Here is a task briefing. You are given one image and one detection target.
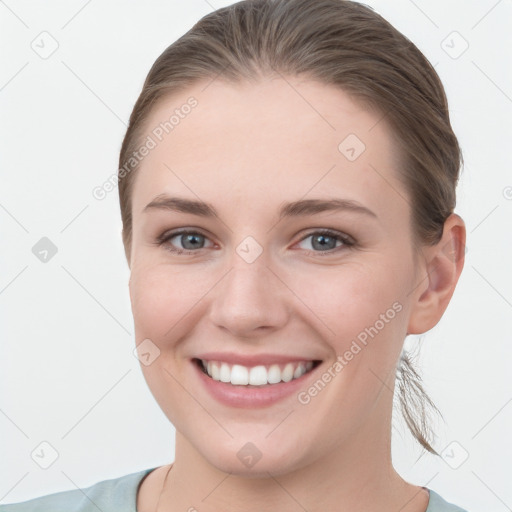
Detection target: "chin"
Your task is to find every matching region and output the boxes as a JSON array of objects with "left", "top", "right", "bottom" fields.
[{"left": 193, "top": 434, "right": 309, "bottom": 478}]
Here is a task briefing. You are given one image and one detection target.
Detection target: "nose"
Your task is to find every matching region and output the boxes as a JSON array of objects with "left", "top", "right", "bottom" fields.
[{"left": 208, "top": 256, "right": 290, "bottom": 340}]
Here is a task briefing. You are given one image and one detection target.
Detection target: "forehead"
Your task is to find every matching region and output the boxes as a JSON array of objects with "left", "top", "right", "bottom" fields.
[{"left": 131, "top": 77, "right": 408, "bottom": 223}]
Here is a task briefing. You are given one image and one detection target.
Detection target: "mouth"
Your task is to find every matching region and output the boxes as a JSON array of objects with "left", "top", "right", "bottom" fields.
[{"left": 193, "top": 358, "right": 322, "bottom": 387}]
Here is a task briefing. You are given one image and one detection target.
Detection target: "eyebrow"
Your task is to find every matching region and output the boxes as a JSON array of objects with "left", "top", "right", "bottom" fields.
[{"left": 143, "top": 194, "right": 377, "bottom": 219}]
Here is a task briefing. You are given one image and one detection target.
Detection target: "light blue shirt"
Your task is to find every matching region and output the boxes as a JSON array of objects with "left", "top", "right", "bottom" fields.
[{"left": 0, "top": 467, "right": 469, "bottom": 511}]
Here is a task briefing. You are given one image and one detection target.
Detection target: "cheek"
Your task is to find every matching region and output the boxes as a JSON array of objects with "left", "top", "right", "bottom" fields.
[
  {"left": 298, "top": 261, "right": 409, "bottom": 339},
  {"left": 130, "top": 264, "right": 204, "bottom": 341},
  {"left": 129, "top": 266, "right": 198, "bottom": 424},
  {"left": 286, "top": 263, "right": 412, "bottom": 448},
  {"left": 295, "top": 259, "right": 412, "bottom": 401}
]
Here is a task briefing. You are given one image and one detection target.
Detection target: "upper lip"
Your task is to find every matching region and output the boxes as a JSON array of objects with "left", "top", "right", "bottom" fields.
[{"left": 195, "top": 352, "right": 321, "bottom": 366}]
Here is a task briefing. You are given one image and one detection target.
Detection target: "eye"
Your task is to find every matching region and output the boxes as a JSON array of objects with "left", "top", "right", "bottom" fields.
[
  {"left": 155, "top": 228, "right": 355, "bottom": 255},
  {"left": 156, "top": 229, "right": 215, "bottom": 254},
  {"left": 296, "top": 229, "right": 354, "bottom": 254}
]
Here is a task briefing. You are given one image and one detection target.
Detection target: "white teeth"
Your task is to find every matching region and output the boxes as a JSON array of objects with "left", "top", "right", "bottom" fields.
[
  {"left": 231, "top": 364, "right": 249, "bottom": 385},
  {"left": 200, "top": 359, "right": 316, "bottom": 386},
  {"left": 211, "top": 362, "right": 220, "bottom": 381},
  {"left": 281, "top": 363, "right": 294, "bottom": 382},
  {"left": 249, "top": 365, "right": 267, "bottom": 386},
  {"left": 294, "top": 362, "right": 306, "bottom": 379},
  {"left": 267, "top": 364, "right": 281, "bottom": 384},
  {"left": 219, "top": 363, "right": 231, "bottom": 383}
]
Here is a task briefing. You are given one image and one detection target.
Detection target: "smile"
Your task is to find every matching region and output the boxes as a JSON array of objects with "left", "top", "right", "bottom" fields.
[{"left": 195, "top": 358, "right": 320, "bottom": 386}]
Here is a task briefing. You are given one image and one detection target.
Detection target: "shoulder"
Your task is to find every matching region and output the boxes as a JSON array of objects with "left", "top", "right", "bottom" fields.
[
  {"left": 426, "top": 488, "right": 469, "bottom": 512},
  {"left": 0, "top": 468, "right": 157, "bottom": 512}
]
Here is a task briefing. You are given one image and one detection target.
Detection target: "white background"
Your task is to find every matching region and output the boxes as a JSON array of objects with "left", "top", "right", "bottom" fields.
[{"left": 1, "top": 1, "right": 511, "bottom": 510}]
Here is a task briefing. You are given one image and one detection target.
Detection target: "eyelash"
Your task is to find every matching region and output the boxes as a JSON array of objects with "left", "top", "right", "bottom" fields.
[{"left": 154, "top": 228, "right": 355, "bottom": 256}]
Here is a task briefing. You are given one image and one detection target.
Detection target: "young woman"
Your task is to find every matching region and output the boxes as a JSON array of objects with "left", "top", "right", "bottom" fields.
[{"left": 1, "top": 0, "right": 469, "bottom": 510}]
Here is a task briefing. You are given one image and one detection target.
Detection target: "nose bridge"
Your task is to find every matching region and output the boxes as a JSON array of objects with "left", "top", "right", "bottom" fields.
[{"left": 208, "top": 244, "right": 289, "bottom": 336}]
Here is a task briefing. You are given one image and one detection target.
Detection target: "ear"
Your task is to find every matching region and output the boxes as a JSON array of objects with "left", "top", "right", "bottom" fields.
[{"left": 407, "top": 213, "right": 466, "bottom": 334}]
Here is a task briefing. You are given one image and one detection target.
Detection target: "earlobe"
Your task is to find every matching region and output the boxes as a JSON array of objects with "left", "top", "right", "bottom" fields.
[{"left": 407, "top": 213, "right": 466, "bottom": 334}]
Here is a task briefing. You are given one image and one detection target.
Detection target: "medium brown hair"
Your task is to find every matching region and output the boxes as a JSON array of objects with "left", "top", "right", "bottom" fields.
[{"left": 118, "top": 0, "right": 462, "bottom": 455}]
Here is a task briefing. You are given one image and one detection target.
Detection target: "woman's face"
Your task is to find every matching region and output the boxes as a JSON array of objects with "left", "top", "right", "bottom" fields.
[{"left": 128, "top": 77, "right": 426, "bottom": 475}]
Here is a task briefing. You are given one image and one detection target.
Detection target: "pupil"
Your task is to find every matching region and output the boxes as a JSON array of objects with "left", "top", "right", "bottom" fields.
[
  {"left": 313, "top": 234, "right": 334, "bottom": 251},
  {"left": 182, "top": 234, "right": 203, "bottom": 250}
]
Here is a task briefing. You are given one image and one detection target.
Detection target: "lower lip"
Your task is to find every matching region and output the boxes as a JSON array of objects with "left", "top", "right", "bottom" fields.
[{"left": 193, "top": 360, "right": 320, "bottom": 408}]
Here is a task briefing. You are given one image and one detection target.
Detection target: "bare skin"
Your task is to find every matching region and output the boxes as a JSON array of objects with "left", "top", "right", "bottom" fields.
[{"left": 128, "top": 76, "right": 465, "bottom": 512}]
